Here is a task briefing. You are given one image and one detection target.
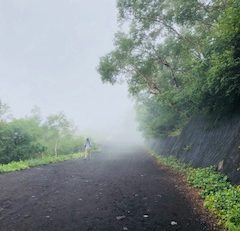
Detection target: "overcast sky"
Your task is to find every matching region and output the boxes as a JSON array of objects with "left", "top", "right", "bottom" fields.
[{"left": 0, "top": 0, "right": 141, "bottom": 140}]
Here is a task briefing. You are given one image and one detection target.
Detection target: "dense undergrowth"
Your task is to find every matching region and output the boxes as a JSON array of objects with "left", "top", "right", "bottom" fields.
[
  {"left": 151, "top": 152, "right": 240, "bottom": 231},
  {"left": 0, "top": 152, "right": 84, "bottom": 173}
]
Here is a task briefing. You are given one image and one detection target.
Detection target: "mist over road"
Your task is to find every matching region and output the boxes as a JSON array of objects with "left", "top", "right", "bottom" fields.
[{"left": 0, "top": 145, "right": 215, "bottom": 231}]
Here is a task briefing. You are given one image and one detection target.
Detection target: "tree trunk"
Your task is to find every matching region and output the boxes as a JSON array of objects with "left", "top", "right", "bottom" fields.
[{"left": 54, "top": 139, "right": 59, "bottom": 157}]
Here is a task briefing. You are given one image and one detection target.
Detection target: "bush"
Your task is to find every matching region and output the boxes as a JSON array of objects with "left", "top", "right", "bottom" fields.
[{"left": 0, "top": 122, "right": 46, "bottom": 164}]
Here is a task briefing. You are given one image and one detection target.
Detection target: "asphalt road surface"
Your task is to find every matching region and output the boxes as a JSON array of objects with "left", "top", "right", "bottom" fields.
[{"left": 0, "top": 145, "right": 218, "bottom": 231}]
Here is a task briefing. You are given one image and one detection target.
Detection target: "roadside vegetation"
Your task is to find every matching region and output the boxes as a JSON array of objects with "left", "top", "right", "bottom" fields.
[
  {"left": 98, "top": 0, "right": 240, "bottom": 139},
  {"left": 151, "top": 152, "right": 240, "bottom": 231},
  {"left": 0, "top": 152, "right": 84, "bottom": 173},
  {"left": 0, "top": 103, "right": 88, "bottom": 170}
]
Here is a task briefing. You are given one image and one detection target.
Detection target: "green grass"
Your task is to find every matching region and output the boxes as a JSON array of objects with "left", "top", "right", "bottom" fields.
[
  {"left": 0, "top": 152, "right": 84, "bottom": 173},
  {"left": 150, "top": 151, "right": 240, "bottom": 231}
]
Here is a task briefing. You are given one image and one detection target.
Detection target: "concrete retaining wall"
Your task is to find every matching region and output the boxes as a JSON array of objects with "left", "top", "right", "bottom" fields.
[{"left": 150, "top": 114, "right": 240, "bottom": 184}]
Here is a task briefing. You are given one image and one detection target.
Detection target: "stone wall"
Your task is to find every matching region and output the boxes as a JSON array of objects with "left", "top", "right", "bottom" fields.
[{"left": 150, "top": 114, "right": 240, "bottom": 184}]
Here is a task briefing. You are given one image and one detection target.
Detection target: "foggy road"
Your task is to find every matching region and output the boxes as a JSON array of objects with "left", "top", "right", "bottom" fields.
[{"left": 0, "top": 146, "right": 217, "bottom": 231}]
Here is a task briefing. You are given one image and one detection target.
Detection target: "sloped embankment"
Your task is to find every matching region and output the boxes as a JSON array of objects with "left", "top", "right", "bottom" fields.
[{"left": 150, "top": 114, "right": 240, "bottom": 184}]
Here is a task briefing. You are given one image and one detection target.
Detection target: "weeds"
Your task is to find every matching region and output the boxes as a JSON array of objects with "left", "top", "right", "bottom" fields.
[
  {"left": 151, "top": 152, "right": 240, "bottom": 231},
  {"left": 0, "top": 153, "right": 84, "bottom": 173}
]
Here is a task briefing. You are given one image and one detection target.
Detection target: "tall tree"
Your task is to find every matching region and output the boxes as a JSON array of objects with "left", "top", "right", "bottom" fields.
[
  {"left": 44, "top": 113, "right": 74, "bottom": 156},
  {"left": 98, "top": 0, "right": 239, "bottom": 138}
]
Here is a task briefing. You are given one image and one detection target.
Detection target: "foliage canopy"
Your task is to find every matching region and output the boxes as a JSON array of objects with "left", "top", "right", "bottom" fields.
[
  {"left": 0, "top": 108, "right": 85, "bottom": 164},
  {"left": 98, "top": 0, "right": 240, "bottom": 138}
]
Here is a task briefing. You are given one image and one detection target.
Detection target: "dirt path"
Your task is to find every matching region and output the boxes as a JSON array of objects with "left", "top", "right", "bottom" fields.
[{"left": 0, "top": 145, "right": 218, "bottom": 231}]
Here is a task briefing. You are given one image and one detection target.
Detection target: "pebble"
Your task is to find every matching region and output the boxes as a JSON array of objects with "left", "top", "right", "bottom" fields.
[
  {"left": 171, "top": 221, "right": 178, "bottom": 226},
  {"left": 116, "top": 215, "right": 126, "bottom": 220}
]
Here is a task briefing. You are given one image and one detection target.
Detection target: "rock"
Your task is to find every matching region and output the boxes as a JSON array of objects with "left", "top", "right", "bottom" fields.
[
  {"left": 116, "top": 215, "right": 126, "bottom": 220},
  {"left": 171, "top": 221, "right": 178, "bottom": 226},
  {"left": 217, "top": 160, "right": 224, "bottom": 171}
]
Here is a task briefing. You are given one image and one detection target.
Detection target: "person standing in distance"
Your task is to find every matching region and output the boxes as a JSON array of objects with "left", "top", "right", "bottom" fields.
[{"left": 84, "top": 138, "right": 92, "bottom": 159}]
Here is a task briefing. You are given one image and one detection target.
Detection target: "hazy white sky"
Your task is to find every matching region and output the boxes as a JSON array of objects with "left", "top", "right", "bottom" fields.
[{"left": 0, "top": 0, "right": 140, "bottom": 139}]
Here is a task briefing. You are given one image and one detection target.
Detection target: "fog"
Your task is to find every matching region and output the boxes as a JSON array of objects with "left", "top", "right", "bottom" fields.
[{"left": 0, "top": 0, "right": 142, "bottom": 143}]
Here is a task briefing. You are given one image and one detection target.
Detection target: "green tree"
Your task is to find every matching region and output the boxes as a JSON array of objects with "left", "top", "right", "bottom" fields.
[
  {"left": 98, "top": 0, "right": 240, "bottom": 138},
  {"left": 0, "top": 105, "right": 86, "bottom": 164},
  {"left": 0, "top": 119, "right": 46, "bottom": 164},
  {"left": 199, "top": 0, "right": 240, "bottom": 112},
  {"left": 44, "top": 113, "right": 75, "bottom": 156},
  {"left": 0, "top": 100, "right": 12, "bottom": 122}
]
